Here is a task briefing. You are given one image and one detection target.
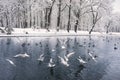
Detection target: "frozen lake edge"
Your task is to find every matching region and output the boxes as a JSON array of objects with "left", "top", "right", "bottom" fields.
[
  {"left": 0, "top": 33, "right": 119, "bottom": 37},
  {"left": 1, "top": 28, "right": 120, "bottom": 37}
]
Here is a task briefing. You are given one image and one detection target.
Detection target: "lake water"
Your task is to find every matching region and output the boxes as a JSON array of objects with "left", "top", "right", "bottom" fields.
[{"left": 0, "top": 36, "right": 120, "bottom": 80}]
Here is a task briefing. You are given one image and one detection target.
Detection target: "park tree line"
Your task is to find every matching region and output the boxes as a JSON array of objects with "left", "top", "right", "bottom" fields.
[{"left": 0, "top": 0, "right": 118, "bottom": 34}]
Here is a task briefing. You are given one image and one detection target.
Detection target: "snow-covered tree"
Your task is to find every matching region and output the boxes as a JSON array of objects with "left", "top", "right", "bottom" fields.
[{"left": 0, "top": 0, "right": 115, "bottom": 33}]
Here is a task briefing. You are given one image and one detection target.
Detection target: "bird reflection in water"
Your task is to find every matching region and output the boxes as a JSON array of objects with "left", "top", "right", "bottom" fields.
[
  {"left": 75, "top": 64, "right": 86, "bottom": 77},
  {"left": 48, "top": 58, "right": 56, "bottom": 76}
]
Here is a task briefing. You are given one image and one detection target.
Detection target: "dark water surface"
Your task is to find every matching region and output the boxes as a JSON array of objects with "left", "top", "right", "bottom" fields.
[{"left": 0, "top": 36, "right": 120, "bottom": 80}]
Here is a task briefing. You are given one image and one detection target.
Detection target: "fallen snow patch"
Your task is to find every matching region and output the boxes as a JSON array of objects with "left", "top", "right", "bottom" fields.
[{"left": 0, "top": 28, "right": 120, "bottom": 37}]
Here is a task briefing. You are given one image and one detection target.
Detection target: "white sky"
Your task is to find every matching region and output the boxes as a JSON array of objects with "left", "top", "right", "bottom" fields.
[{"left": 113, "top": 0, "right": 120, "bottom": 13}]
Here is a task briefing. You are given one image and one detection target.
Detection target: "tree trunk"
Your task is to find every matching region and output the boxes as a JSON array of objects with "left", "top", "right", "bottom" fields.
[
  {"left": 45, "top": 8, "right": 50, "bottom": 31},
  {"left": 74, "top": 20, "right": 78, "bottom": 33},
  {"left": 89, "top": 25, "right": 95, "bottom": 34},
  {"left": 106, "top": 21, "right": 111, "bottom": 34},
  {"left": 57, "top": 0, "right": 61, "bottom": 31},
  {"left": 67, "top": 0, "right": 72, "bottom": 32},
  {"left": 48, "top": 0, "right": 55, "bottom": 28},
  {"left": 0, "top": 19, "right": 4, "bottom": 27}
]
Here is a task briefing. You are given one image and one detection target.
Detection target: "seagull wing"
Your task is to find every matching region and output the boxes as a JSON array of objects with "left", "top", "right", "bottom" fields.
[
  {"left": 40, "top": 54, "right": 44, "bottom": 57},
  {"left": 14, "top": 54, "right": 22, "bottom": 57},
  {"left": 80, "top": 59, "right": 87, "bottom": 64},
  {"left": 6, "top": 59, "right": 16, "bottom": 66},
  {"left": 92, "top": 57, "right": 97, "bottom": 62},
  {"left": 24, "top": 53, "right": 30, "bottom": 57},
  {"left": 77, "top": 58, "right": 87, "bottom": 64},
  {"left": 37, "top": 57, "right": 44, "bottom": 61},
  {"left": 67, "top": 52, "right": 74, "bottom": 58},
  {"left": 88, "top": 53, "right": 97, "bottom": 62},
  {"left": 88, "top": 53, "right": 92, "bottom": 57},
  {"left": 50, "top": 58, "right": 53, "bottom": 63}
]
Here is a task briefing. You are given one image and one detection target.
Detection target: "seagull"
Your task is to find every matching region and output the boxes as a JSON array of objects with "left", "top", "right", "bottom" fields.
[
  {"left": 51, "top": 49, "right": 55, "bottom": 52},
  {"left": 66, "top": 52, "right": 75, "bottom": 58},
  {"left": 77, "top": 56, "right": 87, "bottom": 64},
  {"left": 14, "top": 52, "right": 30, "bottom": 58},
  {"left": 64, "top": 55, "right": 69, "bottom": 62},
  {"left": 6, "top": 59, "right": 16, "bottom": 66},
  {"left": 59, "top": 39, "right": 67, "bottom": 49},
  {"left": 37, "top": 54, "right": 44, "bottom": 62},
  {"left": 61, "top": 45, "right": 66, "bottom": 49},
  {"left": 58, "top": 56, "right": 69, "bottom": 67},
  {"left": 63, "top": 52, "right": 75, "bottom": 62},
  {"left": 88, "top": 52, "right": 97, "bottom": 62},
  {"left": 48, "top": 58, "right": 56, "bottom": 68}
]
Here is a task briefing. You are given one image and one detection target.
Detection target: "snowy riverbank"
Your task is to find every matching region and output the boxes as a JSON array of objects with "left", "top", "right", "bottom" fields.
[{"left": 0, "top": 28, "right": 120, "bottom": 37}]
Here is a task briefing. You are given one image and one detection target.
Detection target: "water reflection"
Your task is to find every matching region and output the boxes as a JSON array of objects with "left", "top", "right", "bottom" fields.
[{"left": 0, "top": 36, "right": 120, "bottom": 80}]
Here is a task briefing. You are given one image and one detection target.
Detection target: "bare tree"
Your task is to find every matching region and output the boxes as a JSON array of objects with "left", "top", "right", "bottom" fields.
[
  {"left": 56, "top": 0, "right": 62, "bottom": 31},
  {"left": 89, "top": 6, "right": 101, "bottom": 34},
  {"left": 67, "top": 0, "right": 72, "bottom": 32},
  {"left": 105, "top": 20, "right": 112, "bottom": 34}
]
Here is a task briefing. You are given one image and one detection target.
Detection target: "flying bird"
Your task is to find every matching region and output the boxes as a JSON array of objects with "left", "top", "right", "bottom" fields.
[
  {"left": 14, "top": 52, "right": 30, "bottom": 58},
  {"left": 59, "top": 39, "right": 67, "bottom": 49},
  {"left": 64, "top": 52, "right": 73, "bottom": 61},
  {"left": 77, "top": 56, "right": 87, "bottom": 64},
  {"left": 63, "top": 52, "right": 75, "bottom": 62},
  {"left": 6, "top": 59, "right": 16, "bottom": 66},
  {"left": 88, "top": 52, "right": 97, "bottom": 62},
  {"left": 51, "top": 49, "right": 55, "bottom": 52},
  {"left": 61, "top": 45, "right": 66, "bottom": 49},
  {"left": 48, "top": 58, "right": 56, "bottom": 68},
  {"left": 58, "top": 56, "right": 69, "bottom": 67},
  {"left": 37, "top": 54, "right": 44, "bottom": 62},
  {"left": 66, "top": 52, "right": 75, "bottom": 58}
]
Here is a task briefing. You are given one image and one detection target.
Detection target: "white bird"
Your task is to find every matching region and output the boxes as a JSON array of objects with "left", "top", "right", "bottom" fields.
[
  {"left": 58, "top": 56, "right": 69, "bottom": 67},
  {"left": 14, "top": 52, "right": 30, "bottom": 58},
  {"left": 48, "top": 58, "right": 56, "bottom": 67},
  {"left": 37, "top": 54, "right": 44, "bottom": 61},
  {"left": 63, "top": 52, "right": 75, "bottom": 62},
  {"left": 77, "top": 56, "right": 87, "bottom": 64},
  {"left": 61, "top": 45, "right": 66, "bottom": 49},
  {"left": 88, "top": 52, "right": 97, "bottom": 62},
  {"left": 64, "top": 55, "right": 69, "bottom": 62},
  {"left": 66, "top": 52, "right": 75, "bottom": 58},
  {"left": 51, "top": 49, "right": 55, "bottom": 52},
  {"left": 6, "top": 59, "right": 16, "bottom": 66},
  {"left": 59, "top": 39, "right": 67, "bottom": 49}
]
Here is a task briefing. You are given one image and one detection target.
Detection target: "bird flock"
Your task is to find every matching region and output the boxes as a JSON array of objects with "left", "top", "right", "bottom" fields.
[
  {"left": 4, "top": 37, "right": 100, "bottom": 79},
  {"left": 3, "top": 37, "right": 101, "bottom": 79},
  {"left": 5, "top": 49, "right": 97, "bottom": 68},
  {"left": 3, "top": 35, "right": 120, "bottom": 80}
]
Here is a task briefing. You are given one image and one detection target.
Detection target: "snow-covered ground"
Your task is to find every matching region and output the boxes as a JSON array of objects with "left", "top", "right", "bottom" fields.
[{"left": 0, "top": 28, "right": 120, "bottom": 37}]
